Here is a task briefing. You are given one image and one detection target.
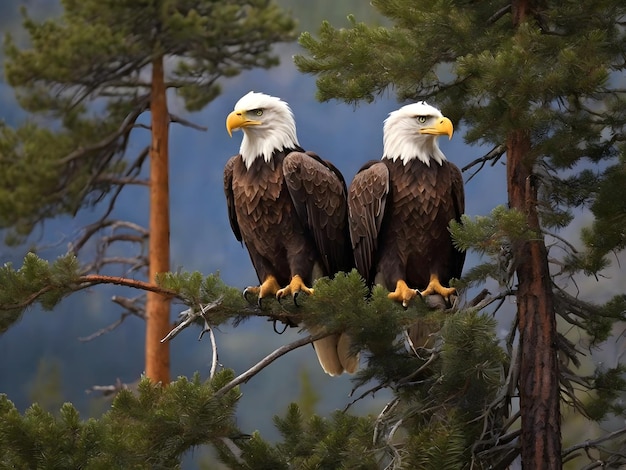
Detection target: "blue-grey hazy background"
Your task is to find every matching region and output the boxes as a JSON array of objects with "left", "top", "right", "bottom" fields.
[{"left": 1, "top": 0, "right": 623, "bottom": 466}]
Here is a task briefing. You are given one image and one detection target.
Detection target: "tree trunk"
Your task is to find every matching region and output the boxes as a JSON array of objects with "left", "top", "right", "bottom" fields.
[
  {"left": 145, "top": 56, "right": 171, "bottom": 385},
  {"left": 507, "top": 128, "right": 561, "bottom": 469}
]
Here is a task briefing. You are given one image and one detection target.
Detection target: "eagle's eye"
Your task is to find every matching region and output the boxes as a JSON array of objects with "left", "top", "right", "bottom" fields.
[
  {"left": 416, "top": 116, "right": 427, "bottom": 123},
  {"left": 250, "top": 109, "right": 264, "bottom": 116}
]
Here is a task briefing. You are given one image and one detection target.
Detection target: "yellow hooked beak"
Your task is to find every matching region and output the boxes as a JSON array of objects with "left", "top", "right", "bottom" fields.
[
  {"left": 419, "top": 116, "right": 454, "bottom": 140},
  {"left": 226, "top": 110, "right": 262, "bottom": 137}
]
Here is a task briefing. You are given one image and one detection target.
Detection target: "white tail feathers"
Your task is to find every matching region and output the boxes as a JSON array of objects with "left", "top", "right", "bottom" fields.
[{"left": 313, "top": 332, "right": 359, "bottom": 376}]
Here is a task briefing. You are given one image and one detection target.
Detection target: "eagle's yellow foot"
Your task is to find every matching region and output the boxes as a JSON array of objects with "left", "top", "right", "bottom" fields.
[
  {"left": 419, "top": 274, "right": 456, "bottom": 300},
  {"left": 388, "top": 280, "right": 419, "bottom": 308},
  {"left": 276, "top": 275, "right": 314, "bottom": 306},
  {"left": 243, "top": 275, "right": 281, "bottom": 307}
]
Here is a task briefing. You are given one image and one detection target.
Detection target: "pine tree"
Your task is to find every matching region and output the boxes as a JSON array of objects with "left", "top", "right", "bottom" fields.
[
  {"left": 0, "top": 0, "right": 296, "bottom": 384},
  {"left": 293, "top": 0, "right": 626, "bottom": 468}
]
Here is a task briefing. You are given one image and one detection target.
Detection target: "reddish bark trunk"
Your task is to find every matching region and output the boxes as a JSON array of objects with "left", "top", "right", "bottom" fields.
[
  {"left": 145, "top": 56, "right": 171, "bottom": 385},
  {"left": 507, "top": 128, "right": 561, "bottom": 469},
  {"left": 508, "top": 4, "right": 561, "bottom": 466}
]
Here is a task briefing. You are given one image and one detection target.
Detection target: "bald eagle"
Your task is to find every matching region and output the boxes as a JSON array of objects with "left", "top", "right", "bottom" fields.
[
  {"left": 348, "top": 102, "right": 465, "bottom": 311},
  {"left": 224, "top": 91, "right": 358, "bottom": 376}
]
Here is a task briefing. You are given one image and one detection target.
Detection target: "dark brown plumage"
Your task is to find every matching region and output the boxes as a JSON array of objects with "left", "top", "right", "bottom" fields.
[{"left": 224, "top": 150, "right": 353, "bottom": 291}]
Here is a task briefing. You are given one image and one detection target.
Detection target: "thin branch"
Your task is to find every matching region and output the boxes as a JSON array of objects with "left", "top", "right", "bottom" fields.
[
  {"left": 170, "top": 113, "right": 208, "bottom": 131},
  {"left": 79, "top": 294, "right": 147, "bottom": 342},
  {"left": 468, "top": 288, "right": 491, "bottom": 307},
  {"left": 68, "top": 147, "right": 149, "bottom": 255},
  {"left": 111, "top": 295, "right": 145, "bottom": 318},
  {"left": 487, "top": 5, "right": 511, "bottom": 25},
  {"left": 79, "top": 274, "right": 175, "bottom": 296},
  {"left": 202, "top": 321, "right": 219, "bottom": 380},
  {"left": 161, "top": 297, "right": 224, "bottom": 343},
  {"left": 95, "top": 176, "right": 149, "bottom": 186},
  {"left": 0, "top": 274, "right": 176, "bottom": 311},
  {"left": 214, "top": 331, "right": 330, "bottom": 398},
  {"left": 562, "top": 427, "right": 626, "bottom": 458},
  {"left": 85, "top": 378, "right": 131, "bottom": 397},
  {"left": 470, "top": 289, "right": 513, "bottom": 313},
  {"left": 462, "top": 144, "right": 506, "bottom": 182},
  {"left": 78, "top": 312, "right": 131, "bottom": 342},
  {"left": 57, "top": 95, "right": 150, "bottom": 165},
  {"left": 346, "top": 381, "right": 391, "bottom": 411}
]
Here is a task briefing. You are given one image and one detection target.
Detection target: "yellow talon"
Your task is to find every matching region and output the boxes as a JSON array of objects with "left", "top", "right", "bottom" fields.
[
  {"left": 388, "top": 279, "right": 419, "bottom": 307},
  {"left": 276, "top": 275, "right": 314, "bottom": 301},
  {"left": 419, "top": 274, "right": 457, "bottom": 300},
  {"left": 244, "top": 275, "right": 281, "bottom": 306}
]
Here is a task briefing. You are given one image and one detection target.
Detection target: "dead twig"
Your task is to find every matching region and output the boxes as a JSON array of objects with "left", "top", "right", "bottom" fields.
[
  {"left": 79, "top": 312, "right": 132, "bottom": 342},
  {"left": 214, "top": 331, "right": 330, "bottom": 398},
  {"left": 462, "top": 144, "right": 506, "bottom": 183},
  {"left": 161, "top": 296, "right": 224, "bottom": 343}
]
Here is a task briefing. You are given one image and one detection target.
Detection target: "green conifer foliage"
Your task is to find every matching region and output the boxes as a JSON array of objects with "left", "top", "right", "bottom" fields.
[{"left": 0, "top": 0, "right": 295, "bottom": 242}]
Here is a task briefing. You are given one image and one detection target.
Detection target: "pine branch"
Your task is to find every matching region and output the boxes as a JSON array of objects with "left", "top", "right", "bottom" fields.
[
  {"left": 0, "top": 272, "right": 176, "bottom": 312},
  {"left": 79, "top": 274, "right": 175, "bottom": 296}
]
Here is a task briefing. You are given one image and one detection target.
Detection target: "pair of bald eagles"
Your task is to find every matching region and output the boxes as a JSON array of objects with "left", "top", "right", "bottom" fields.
[{"left": 224, "top": 91, "right": 465, "bottom": 377}]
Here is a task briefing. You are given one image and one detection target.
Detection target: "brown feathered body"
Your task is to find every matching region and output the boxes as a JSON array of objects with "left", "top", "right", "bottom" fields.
[
  {"left": 225, "top": 149, "right": 353, "bottom": 287},
  {"left": 349, "top": 157, "right": 465, "bottom": 291}
]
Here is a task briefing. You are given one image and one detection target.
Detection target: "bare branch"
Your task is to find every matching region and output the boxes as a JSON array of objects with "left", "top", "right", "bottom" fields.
[
  {"left": 94, "top": 176, "right": 149, "bottom": 186},
  {"left": 169, "top": 113, "right": 208, "bottom": 131},
  {"left": 85, "top": 378, "right": 131, "bottom": 397},
  {"left": 111, "top": 295, "right": 146, "bottom": 318},
  {"left": 57, "top": 95, "right": 150, "bottom": 165},
  {"left": 203, "top": 322, "right": 219, "bottom": 380},
  {"left": 462, "top": 144, "right": 506, "bottom": 183},
  {"left": 68, "top": 147, "right": 149, "bottom": 255},
  {"left": 161, "top": 297, "right": 224, "bottom": 343},
  {"left": 487, "top": 5, "right": 512, "bottom": 25},
  {"left": 79, "top": 312, "right": 132, "bottom": 342},
  {"left": 562, "top": 426, "right": 626, "bottom": 458},
  {"left": 214, "top": 331, "right": 330, "bottom": 398}
]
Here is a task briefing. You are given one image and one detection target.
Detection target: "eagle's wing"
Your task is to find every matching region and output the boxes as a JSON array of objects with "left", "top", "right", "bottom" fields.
[
  {"left": 223, "top": 155, "right": 242, "bottom": 242},
  {"left": 450, "top": 163, "right": 466, "bottom": 279},
  {"left": 348, "top": 161, "right": 390, "bottom": 283},
  {"left": 283, "top": 151, "right": 352, "bottom": 274}
]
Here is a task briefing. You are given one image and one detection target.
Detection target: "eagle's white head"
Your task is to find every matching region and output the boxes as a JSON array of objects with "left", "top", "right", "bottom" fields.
[
  {"left": 382, "top": 101, "right": 454, "bottom": 166},
  {"left": 226, "top": 91, "right": 300, "bottom": 169}
]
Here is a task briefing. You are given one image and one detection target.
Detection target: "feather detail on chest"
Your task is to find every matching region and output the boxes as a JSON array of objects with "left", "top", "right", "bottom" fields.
[{"left": 231, "top": 152, "right": 292, "bottom": 226}]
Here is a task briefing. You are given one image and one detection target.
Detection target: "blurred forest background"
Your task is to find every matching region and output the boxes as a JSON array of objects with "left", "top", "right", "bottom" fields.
[{"left": 0, "top": 0, "right": 624, "bottom": 467}]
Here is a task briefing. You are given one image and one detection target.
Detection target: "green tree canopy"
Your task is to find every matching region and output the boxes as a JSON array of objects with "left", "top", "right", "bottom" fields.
[{"left": 0, "top": 0, "right": 295, "bottom": 243}]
